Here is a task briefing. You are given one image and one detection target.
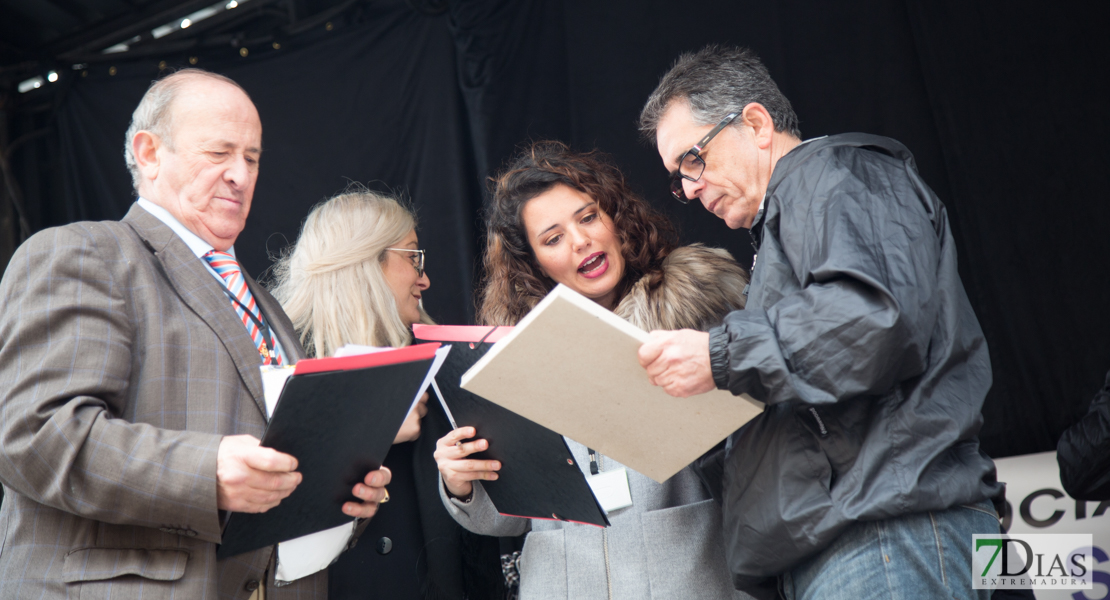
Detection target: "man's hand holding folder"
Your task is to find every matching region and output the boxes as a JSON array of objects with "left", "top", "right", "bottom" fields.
[
  {"left": 215, "top": 435, "right": 392, "bottom": 518},
  {"left": 637, "top": 329, "right": 716, "bottom": 399},
  {"left": 216, "top": 434, "right": 302, "bottom": 513}
]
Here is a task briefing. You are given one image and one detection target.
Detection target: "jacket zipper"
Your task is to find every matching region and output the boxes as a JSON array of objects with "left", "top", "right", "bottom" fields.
[
  {"left": 808, "top": 407, "right": 828, "bottom": 437},
  {"left": 596, "top": 452, "right": 613, "bottom": 600},
  {"left": 603, "top": 527, "right": 613, "bottom": 600}
]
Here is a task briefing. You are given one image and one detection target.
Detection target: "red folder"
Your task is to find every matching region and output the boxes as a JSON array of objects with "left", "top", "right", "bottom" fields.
[
  {"left": 293, "top": 342, "right": 440, "bottom": 375},
  {"left": 412, "top": 324, "right": 513, "bottom": 344},
  {"left": 218, "top": 343, "right": 441, "bottom": 557}
]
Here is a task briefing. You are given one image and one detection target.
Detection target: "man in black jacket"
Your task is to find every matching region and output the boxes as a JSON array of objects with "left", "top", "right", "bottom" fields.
[{"left": 637, "top": 45, "right": 1002, "bottom": 600}]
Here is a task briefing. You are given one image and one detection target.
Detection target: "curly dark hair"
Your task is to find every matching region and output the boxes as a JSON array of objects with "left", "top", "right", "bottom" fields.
[{"left": 477, "top": 141, "right": 679, "bottom": 326}]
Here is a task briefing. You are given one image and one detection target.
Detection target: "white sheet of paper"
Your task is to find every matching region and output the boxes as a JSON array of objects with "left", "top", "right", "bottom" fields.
[
  {"left": 460, "top": 284, "right": 764, "bottom": 483},
  {"left": 418, "top": 345, "right": 453, "bottom": 413},
  {"left": 260, "top": 365, "right": 296, "bottom": 419},
  {"left": 586, "top": 468, "right": 633, "bottom": 513},
  {"left": 333, "top": 344, "right": 388, "bottom": 357},
  {"left": 430, "top": 378, "right": 458, "bottom": 429},
  {"left": 273, "top": 519, "right": 356, "bottom": 584}
]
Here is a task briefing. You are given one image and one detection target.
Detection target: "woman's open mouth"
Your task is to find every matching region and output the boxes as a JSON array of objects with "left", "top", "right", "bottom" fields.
[{"left": 578, "top": 252, "right": 608, "bottom": 279}]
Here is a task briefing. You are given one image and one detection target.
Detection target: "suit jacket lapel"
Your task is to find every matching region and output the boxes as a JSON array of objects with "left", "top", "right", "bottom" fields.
[{"left": 123, "top": 204, "right": 269, "bottom": 419}]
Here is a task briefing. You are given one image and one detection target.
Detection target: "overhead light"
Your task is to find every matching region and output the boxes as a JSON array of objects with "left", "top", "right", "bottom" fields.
[
  {"left": 151, "top": 24, "right": 175, "bottom": 39},
  {"left": 153, "top": 2, "right": 229, "bottom": 39},
  {"left": 108, "top": 0, "right": 253, "bottom": 49},
  {"left": 103, "top": 35, "right": 141, "bottom": 54},
  {"left": 47, "top": 71, "right": 59, "bottom": 83},
  {"left": 18, "top": 76, "right": 45, "bottom": 93}
]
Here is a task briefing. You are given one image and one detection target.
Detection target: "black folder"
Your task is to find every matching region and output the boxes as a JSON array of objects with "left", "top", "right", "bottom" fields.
[
  {"left": 414, "top": 325, "right": 609, "bottom": 527},
  {"left": 217, "top": 344, "right": 439, "bottom": 558}
]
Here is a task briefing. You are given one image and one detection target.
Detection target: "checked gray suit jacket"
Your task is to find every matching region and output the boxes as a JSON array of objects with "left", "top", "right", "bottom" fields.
[{"left": 0, "top": 204, "right": 324, "bottom": 599}]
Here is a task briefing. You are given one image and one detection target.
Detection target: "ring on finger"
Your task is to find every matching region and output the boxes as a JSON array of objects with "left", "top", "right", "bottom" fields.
[{"left": 379, "top": 487, "right": 390, "bottom": 504}]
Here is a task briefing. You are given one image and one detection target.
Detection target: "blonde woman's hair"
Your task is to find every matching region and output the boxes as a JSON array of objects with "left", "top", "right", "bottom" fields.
[{"left": 270, "top": 188, "right": 432, "bottom": 358}]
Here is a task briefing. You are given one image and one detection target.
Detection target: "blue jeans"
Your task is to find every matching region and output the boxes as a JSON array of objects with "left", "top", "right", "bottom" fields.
[{"left": 783, "top": 500, "right": 1000, "bottom": 600}]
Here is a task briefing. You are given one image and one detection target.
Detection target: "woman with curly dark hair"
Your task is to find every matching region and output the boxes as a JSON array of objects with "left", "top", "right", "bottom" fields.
[
  {"left": 434, "top": 141, "right": 756, "bottom": 600},
  {"left": 475, "top": 141, "right": 680, "bottom": 326}
]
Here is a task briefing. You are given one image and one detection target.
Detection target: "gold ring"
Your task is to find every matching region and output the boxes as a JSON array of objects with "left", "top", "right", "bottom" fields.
[{"left": 379, "top": 488, "right": 390, "bottom": 504}]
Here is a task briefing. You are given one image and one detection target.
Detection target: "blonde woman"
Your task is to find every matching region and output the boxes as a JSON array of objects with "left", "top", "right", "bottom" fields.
[{"left": 270, "top": 189, "right": 501, "bottom": 600}]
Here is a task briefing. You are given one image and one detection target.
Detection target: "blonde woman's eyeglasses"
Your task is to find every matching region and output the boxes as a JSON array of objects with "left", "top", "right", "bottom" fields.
[{"left": 386, "top": 248, "right": 425, "bottom": 277}]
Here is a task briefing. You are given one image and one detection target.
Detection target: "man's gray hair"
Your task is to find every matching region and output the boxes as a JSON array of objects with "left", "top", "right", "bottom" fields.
[
  {"left": 123, "top": 68, "right": 248, "bottom": 192},
  {"left": 639, "top": 45, "right": 801, "bottom": 143}
]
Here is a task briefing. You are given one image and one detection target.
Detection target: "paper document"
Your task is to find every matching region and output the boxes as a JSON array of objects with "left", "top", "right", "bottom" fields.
[
  {"left": 260, "top": 365, "right": 296, "bottom": 418},
  {"left": 461, "top": 284, "right": 764, "bottom": 483},
  {"left": 274, "top": 519, "right": 355, "bottom": 584},
  {"left": 429, "top": 379, "right": 457, "bottom": 429}
]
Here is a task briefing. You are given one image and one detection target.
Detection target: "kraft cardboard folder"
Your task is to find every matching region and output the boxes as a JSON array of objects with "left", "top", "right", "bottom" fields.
[
  {"left": 414, "top": 324, "right": 609, "bottom": 527},
  {"left": 460, "top": 285, "right": 764, "bottom": 483},
  {"left": 218, "top": 343, "right": 440, "bottom": 558}
]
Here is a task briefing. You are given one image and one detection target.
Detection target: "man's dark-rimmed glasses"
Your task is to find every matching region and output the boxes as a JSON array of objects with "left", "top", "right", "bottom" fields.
[{"left": 669, "top": 111, "right": 740, "bottom": 204}]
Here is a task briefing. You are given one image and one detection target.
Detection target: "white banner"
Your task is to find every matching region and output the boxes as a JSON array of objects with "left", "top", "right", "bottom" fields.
[{"left": 994, "top": 451, "right": 1110, "bottom": 599}]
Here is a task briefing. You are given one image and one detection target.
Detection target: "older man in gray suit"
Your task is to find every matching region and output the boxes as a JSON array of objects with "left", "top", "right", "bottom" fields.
[{"left": 0, "top": 69, "right": 390, "bottom": 599}]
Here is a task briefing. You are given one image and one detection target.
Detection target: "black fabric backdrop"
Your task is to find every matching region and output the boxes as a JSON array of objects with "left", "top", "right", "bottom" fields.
[{"left": 13, "top": 0, "right": 1110, "bottom": 459}]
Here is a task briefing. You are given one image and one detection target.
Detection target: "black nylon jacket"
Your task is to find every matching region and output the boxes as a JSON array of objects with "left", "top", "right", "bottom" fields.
[
  {"left": 705, "top": 134, "right": 1002, "bottom": 591},
  {"left": 1057, "top": 369, "right": 1110, "bottom": 500}
]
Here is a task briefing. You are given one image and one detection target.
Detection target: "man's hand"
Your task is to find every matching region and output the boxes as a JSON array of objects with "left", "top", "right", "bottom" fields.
[
  {"left": 216, "top": 434, "right": 302, "bottom": 513},
  {"left": 434, "top": 427, "right": 500, "bottom": 498},
  {"left": 342, "top": 467, "right": 392, "bottom": 518},
  {"left": 394, "top": 392, "right": 429, "bottom": 444},
  {"left": 638, "top": 329, "right": 717, "bottom": 398}
]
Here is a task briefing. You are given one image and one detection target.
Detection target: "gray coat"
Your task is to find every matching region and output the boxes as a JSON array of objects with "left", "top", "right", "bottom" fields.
[
  {"left": 705, "top": 134, "right": 1002, "bottom": 590},
  {"left": 441, "top": 245, "right": 755, "bottom": 600},
  {"left": 441, "top": 440, "right": 751, "bottom": 600}
]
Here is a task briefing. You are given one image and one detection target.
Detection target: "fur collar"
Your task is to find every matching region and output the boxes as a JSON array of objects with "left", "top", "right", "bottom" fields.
[{"left": 614, "top": 244, "right": 749, "bottom": 332}]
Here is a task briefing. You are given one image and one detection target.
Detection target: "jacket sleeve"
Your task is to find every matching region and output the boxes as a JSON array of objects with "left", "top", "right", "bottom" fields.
[
  {"left": 0, "top": 226, "right": 223, "bottom": 541},
  {"left": 438, "top": 479, "right": 530, "bottom": 537},
  {"left": 1057, "top": 371, "right": 1110, "bottom": 500},
  {"left": 711, "top": 151, "right": 941, "bottom": 406}
]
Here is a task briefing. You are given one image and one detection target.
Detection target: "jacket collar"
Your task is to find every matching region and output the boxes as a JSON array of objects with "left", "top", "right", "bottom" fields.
[
  {"left": 750, "top": 133, "right": 919, "bottom": 252},
  {"left": 766, "top": 133, "right": 916, "bottom": 198},
  {"left": 123, "top": 203, "right": 272, "bottom": 420}
]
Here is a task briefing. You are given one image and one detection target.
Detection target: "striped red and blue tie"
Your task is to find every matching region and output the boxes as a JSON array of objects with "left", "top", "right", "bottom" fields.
[{"left": 203, "top": 250, "right": 281, "bottom": 366}]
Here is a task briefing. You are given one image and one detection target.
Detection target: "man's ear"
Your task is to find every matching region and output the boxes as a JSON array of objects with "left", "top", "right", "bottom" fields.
[
  {"left": 132, "top": 131, "right": 162, "bottom": 181},
  {"left": 740, "top": 103, "right": 776, "bottom": 150}
]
